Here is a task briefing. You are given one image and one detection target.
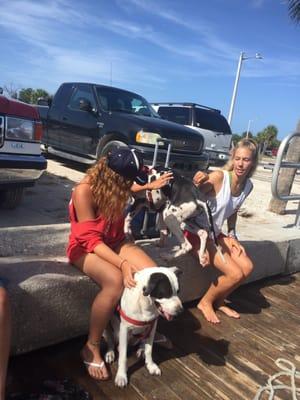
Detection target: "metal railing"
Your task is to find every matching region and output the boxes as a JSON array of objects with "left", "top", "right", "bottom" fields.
[{"left": 271, "top": 131, "right": 300, "bottom": 228}]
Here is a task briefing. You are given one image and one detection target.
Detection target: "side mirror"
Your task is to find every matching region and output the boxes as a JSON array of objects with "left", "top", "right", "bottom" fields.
[
  {"left": 37, "top": 97, "right": 49, "bottom": 106},
  {"left": 79, "top": 98, "right": 93, "bottom": 112}
]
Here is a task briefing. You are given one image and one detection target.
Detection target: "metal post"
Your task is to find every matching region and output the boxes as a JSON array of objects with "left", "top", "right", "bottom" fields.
[
  {"left": 228, "top": 52, "right": 244, "bottom": 126},
  {"left": 271, "top": 131, "right": 300, "bottom": 228},
  {"left": 246, "top": 119, "right": 252, "bottom": 138}
]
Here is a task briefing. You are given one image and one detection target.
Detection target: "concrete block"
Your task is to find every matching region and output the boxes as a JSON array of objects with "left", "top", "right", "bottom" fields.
[
  {"left": 0, "top": 224, "right": 69, "bottom": 257},
  {"left": 1, "top": 256, "right": 98, "bottom": 355},
  {"left": 0, "top": 227, "right": 297, "bottom": 356},
  {"left": 286, "top": 239, "right": 300, "bottom": 274}
]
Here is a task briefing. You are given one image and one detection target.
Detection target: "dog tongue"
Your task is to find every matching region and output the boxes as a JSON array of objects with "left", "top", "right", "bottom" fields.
[{"left": 164, "top": 311, "right": 173, "bottom": 321}]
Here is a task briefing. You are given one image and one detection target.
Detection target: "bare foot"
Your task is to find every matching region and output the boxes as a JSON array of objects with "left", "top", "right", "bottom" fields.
[
  {"left": 218, "top": 305, "right": 240, "bottom": 319},
  {"left": 80, "top": 342, "right": 110, "bottom": 381},
  {"left": 197, "top": 301, "right": 220, "bottom": 324}
]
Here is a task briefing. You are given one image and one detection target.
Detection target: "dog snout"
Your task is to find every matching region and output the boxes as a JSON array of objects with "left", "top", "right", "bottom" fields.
[{"left": 175, "top": 303, "right": 184, "bottom": 315}]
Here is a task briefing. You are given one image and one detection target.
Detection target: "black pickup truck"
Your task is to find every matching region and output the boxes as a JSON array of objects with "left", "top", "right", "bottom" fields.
[{"left": 38, "top": 82, "right": 208, "bottom": 175}]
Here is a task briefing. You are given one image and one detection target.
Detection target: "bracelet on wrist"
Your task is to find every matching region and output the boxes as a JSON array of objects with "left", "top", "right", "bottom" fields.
[
  {"left": 119, "top": 259, "right": 127, "bottom": 270},
  {"left": 228, "top": 229, "right": 237, "bottom": 240}
]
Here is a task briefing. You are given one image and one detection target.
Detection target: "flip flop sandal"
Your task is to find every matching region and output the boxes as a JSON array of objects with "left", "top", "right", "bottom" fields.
[{"left": 83, "top": 360, "right": 110, "bottom": 381}]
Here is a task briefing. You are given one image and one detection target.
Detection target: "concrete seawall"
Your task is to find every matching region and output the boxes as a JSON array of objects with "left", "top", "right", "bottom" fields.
[{"left": 0, "top": 224, "right": 299, "bottom": 355}]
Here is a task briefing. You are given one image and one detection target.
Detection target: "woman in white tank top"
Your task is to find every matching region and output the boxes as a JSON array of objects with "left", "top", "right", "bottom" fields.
[{"left": 190, "top": 138, "right": 259, "bottom": 324}]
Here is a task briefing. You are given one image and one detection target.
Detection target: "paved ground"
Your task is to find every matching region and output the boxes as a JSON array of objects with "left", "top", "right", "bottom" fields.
[{"left": 1, "top": 154, "right": 299, "bottom": 243}]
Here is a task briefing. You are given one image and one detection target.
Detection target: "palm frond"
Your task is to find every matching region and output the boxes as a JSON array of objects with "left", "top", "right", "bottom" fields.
[{"left": 288, "top": 0, "right": 300, "bottom": 23}]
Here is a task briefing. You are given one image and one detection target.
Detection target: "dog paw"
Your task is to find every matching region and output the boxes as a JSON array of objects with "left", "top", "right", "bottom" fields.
[
  {"left": 136, "top": 347, "right": 145, "bottom": 359},
  {"left": 105, "top": 350, "right": 115, "bottom": 364},
  {"left": 115, "top": 373, "right": 128, "bottom": 388},
  {"left": 199, "top": 255, "right": 209, "bottom": 266},
  {"left": 146, "top": 362, "right": 161, "bottom": 376}
]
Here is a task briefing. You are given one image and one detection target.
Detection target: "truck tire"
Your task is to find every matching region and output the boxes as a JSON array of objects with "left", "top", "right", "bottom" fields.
[
  {"left": 98, "top": 140, "right": 128, "bottom": 158},
  {"left": 0, "top": 187, "right": 24, "bottom": 209}
]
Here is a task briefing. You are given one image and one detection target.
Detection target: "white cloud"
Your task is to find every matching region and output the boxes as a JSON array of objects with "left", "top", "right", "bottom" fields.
[{"left": 0, "top": 0, "right": 300, "bottom": 93}]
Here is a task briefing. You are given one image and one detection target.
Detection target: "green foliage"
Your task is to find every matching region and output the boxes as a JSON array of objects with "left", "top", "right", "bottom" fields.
[
  {"left": 232, "top": 133, "right": 242, "bottom": 144},
  {"left": 19, "top": 88, "right": 50, "bottom": 104},
  {"left": 255, "top": 125, "right": 278, "bottom": 153},
  {"left": 241, "top": 131, "right": 253, "bottom": 138},
  {"left": 288, "top": 0, "right": 300, "bottom": 23}
]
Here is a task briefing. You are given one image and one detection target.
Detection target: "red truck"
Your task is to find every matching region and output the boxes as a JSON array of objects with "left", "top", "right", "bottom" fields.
[{"left": 0, "top": 91, "right": 47, "bottom": 209}]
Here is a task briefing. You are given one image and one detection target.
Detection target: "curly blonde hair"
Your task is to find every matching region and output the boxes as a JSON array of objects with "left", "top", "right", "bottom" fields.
[
  {"left": 224, "top": 138, "right": 259, "bottom": 178},
  {"left": 86, "top": 157, "right": 133, "bottom": 221}
]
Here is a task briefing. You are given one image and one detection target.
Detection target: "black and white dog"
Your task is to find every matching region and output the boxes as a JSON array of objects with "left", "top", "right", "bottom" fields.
[
  {"left": 125, "top": 167, "right": 220, "bottom": 265},
  {"left": 104, "top": 267, "right": 183, "bottom": 388}
]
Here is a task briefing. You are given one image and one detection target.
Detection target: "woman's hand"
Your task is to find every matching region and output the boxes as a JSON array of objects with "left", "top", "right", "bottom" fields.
[
  {"left": 228, "top": 237, "right": 246, "bottom": 256},
  {"left": 193, "top": 171, "right": 209, "bottom": 187},
  {"left": 121, "top": 260, "right": 138, "bottom": 288},
  {"left": 147, "top": 172, "right": 173, "bottom": 190}
]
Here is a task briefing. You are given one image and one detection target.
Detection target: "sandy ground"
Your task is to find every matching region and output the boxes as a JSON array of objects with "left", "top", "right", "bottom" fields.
[{"left": 0, "top": 155, "right": 299, "bottom": 241}]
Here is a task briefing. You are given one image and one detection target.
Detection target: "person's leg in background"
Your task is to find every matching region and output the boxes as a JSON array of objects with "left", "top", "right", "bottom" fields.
[{"left": 0, "top": 286, "right": 11, "bottom": 400}]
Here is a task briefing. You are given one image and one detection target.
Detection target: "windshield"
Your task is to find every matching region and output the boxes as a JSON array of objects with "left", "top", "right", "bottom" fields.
[
  {"left": 95, "top": 86, "right": 156, "bottom": 117},
  {"left": 157, "top": 107, "right": 191, "bottom": 125},
  {"left": 195, "top": 108, "right": 231, "bottom": 134}
]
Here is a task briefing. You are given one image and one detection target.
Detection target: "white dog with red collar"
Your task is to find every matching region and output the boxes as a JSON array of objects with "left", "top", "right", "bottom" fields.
[{"left": 104, "top": 266, "right": 183, "bottom": 388}]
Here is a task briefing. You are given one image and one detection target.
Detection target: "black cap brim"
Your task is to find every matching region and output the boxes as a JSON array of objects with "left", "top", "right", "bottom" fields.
[{"left": 135, "top": 171, "right": 148, "bottom": 185}]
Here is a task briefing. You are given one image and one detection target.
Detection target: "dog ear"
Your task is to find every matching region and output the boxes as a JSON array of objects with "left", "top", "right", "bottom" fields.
[
  {"left": 143, "top": 273, "right": 172, "bottom": 298},
  {"left": 143, "top": 273, "right": 161, "bottom": 296},
  {"left": 168, "top": 266, "right": 183, "bottom": 277}
]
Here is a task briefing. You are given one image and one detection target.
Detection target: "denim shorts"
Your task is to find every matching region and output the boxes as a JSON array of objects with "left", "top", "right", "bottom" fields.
[{"left": 0, "top": 278, "right": 6, "bottom": 288}]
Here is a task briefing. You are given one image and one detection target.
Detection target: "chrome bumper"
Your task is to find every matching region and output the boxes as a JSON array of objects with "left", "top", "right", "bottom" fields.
[{"left": 0, "top": 154, "right": 47, "bottom": 187}]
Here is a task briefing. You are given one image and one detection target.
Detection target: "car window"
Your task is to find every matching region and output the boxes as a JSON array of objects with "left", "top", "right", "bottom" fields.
[
  {"left": 157, "top": 107, "right": 191, "bottom": 125},
  {"left": 68, "top": 87, "right": 96, "bottom": 111},
  {"left": 95, "top": 86, "right": 154, "bottom": 116},
  {"left": 195, "top": 108, "right": 231, "bottom": 134}
]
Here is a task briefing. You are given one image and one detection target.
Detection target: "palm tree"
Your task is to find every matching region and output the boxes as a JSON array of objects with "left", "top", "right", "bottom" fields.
[
  {"left": 256, "top": 125, "right": 278, "bottom": 155},
  {"left": 268, "top": 1, "right": 300, "bottom": 214},
  {"left": 288, "top": 0, "right": 300, "bottom": 23}
]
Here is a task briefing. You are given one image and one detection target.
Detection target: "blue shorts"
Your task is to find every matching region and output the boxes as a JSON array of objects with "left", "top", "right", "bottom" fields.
[{"left": 0, "top": 278, "right": 7, "bottom": 288}]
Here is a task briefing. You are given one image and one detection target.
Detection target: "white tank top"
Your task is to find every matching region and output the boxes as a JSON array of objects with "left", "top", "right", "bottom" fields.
[{"left": 207, "top": 171, "right": 253, "bottom": 236}]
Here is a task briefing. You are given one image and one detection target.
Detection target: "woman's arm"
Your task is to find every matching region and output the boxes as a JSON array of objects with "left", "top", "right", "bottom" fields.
[
  {"left": 226, "top": 211, "right": 247, "bottom": 255},
  {"left": 73, "top": 184, "right": 124, "bottom": 265},
  {"left": 227, "top": 211, "right": 238, "bottom": 239},
  {"left": 193, "top": 170, "right": 224, "bottom": 196},
  {"left": 73, "top": 183, "right": 137, "bottom": 287},
  {"left": 131, "top": 171, "right": 173, "bottom": 193}
]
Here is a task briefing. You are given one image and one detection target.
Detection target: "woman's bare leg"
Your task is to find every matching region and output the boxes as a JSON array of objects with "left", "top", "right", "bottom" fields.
[
  {"left": 73, "top": 254, "right": 123, "bottom": 380},
  {"left": 0, "top": 288, "right": 11, "bottom": 400},
  {"left": 197, "top": 240, "right": 244, "bottom": 324},
  {"left": 215, "top": 236, "right": 253, "bottom": 318}
]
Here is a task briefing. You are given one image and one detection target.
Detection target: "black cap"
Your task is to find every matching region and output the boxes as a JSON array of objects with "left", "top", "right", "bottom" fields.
[{"left": 107, "top": 147, "right": 148, "bottom": 185}]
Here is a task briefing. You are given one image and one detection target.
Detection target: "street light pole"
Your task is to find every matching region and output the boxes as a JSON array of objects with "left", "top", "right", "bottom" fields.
[
  {"left": 246, "top": 119, "right": 253, "bottom": 138},
  {"left": 228, "top": 51, "right": 244, "bottom": 127},
  {"left": 227, "top": 52, "right": 262, "bottom": 127}
]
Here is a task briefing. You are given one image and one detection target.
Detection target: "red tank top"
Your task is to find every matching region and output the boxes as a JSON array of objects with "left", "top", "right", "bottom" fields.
[{"left": 66, "top": 196, "right": 125, "bottom": 263}]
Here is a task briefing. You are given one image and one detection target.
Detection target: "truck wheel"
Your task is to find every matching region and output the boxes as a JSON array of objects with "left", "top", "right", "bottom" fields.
[
  {"left": 98, "top": 140, "right": 128, "bottom": 158},
  {"left": 0, "top": 187, "right": 24, "bottom": 209}
]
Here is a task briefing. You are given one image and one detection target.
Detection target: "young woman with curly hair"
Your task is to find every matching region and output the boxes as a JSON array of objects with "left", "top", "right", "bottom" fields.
[
  {"left": 67, "top": 147, "right": 171, "bottom": 381},
  {"left": 189, "top": 138, "right": 259, "bottom": 324}
]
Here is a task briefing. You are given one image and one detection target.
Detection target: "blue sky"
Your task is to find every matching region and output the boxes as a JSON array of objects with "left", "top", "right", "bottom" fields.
[{"left": 0, "top": 0, "right": 299, "bottom": 139}]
